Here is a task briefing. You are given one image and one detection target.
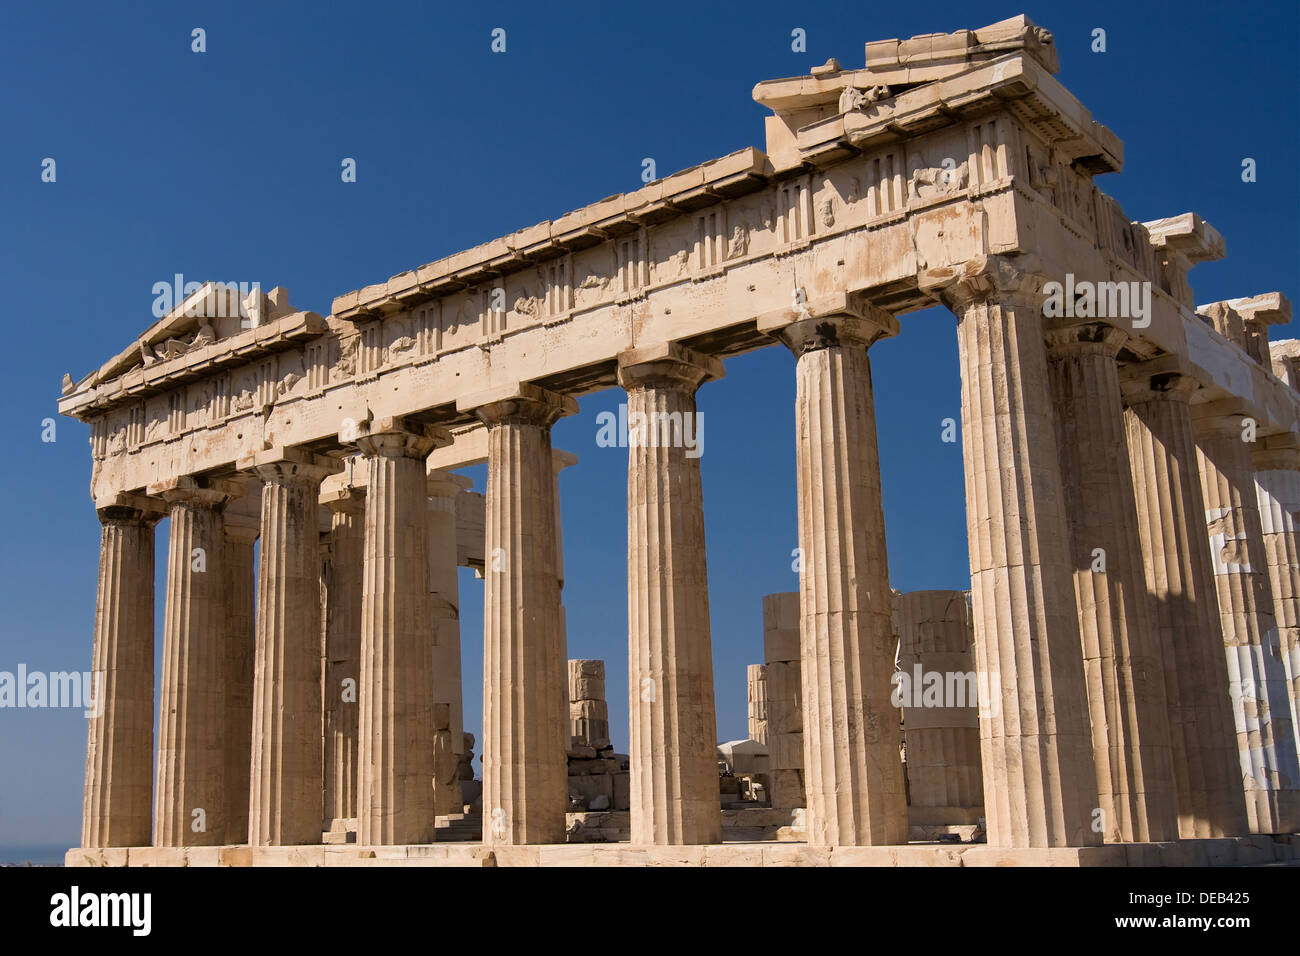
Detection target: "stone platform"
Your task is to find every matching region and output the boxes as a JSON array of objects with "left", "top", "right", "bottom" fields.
[{"left": 66, "top": 835, "right": 1300, "bottom": 867}]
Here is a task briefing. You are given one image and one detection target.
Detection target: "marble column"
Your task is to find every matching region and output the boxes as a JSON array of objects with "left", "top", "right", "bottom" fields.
[
  {"left": 352, "top": 418, "right": 448, "bottom": 845},
  {"left": 243, "top": 449, "right": 337, "bottom": 846},
  {"left": 747, "top": 665, "right": 769, "bottom": 747},
  {"left": 460, "top": 384, "right": 575, "bottom": 846},
  {"left": 761, "top": 295, "right": 908, "bottom": 846},
  {"left": 618, "top": 342, "right": 724, "bottom": 845},
  {"left": 552, "top": 451, "right": 577, "bottom": 698},
  {"left": 321, "top": 483, "right": 365, "bottom": 833},
  {"left": 150, "top": 477, "right": 238, "bottom": 847},
  {"left": 1195, "top": 414, "right": 1300, "bottom": 834},
  {"left": 1045, "top": 324, "right": 1178, "bottom": 843},
  {"left": 1254, "top": 440, "right": 1300, "bottom": 765},
  {"left": 81, "top": 495, "right": 162, "bottom": 849},
  {"left": 569, "top": 659, "right": 610, "bottom": 745},
  {"left": 222, "top": 499, "right": 259, "bottom": 846},
  {"left": 427, "top": 469, "right": 469, "bottom": 818},
  {"left": 920, "top": 256, "right": 1101, "bottom": 848},
  {"left": 1120, "top": 364, "right": 1249, "bottom": 837},
  {"left": 762, "top": 592, "right": 804, "bottom": 811},
  {"left": 552, "top": 451, "right": 578, "bottom": 592}
]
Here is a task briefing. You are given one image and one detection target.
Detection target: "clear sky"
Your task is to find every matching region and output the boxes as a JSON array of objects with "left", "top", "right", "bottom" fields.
[{"left": 0, "top": 0, "right": 1295, "bottom": 857}]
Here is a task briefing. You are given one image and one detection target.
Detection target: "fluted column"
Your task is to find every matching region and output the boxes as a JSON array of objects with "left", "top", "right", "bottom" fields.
[
  {"left": 1195, "top": 414, "right": 1300, "bottom": 834},
  {"left": 762, "top": 592, "right": 804, "bottom": 810},
  {"left": 1120, "top": 364, "right": 1249, "bottom": 837},
  {"left": 552, "top": 451, "right": 577, "bottom": 706},
  {"left": 222, "top": 499, "right": 259, "bottom": 845},
  {"left": 81, "top": 495, "right": 162, "bottom": 848},
  {"left": 552, "top": 450, "right": 578, "bottom": 591},
  {"left": 747, "top": 665, "right": 769, "bottom": 746},
  {"left": 242, "top": 449, "right": 337, "bottom": 846},
  {"left": 321, "top": 484, "right": 365, "bottom": 833},
  {"left": 920, "top": 255, "right": 1100, "bottom": 848},
  {"left": 761, "top": 295, "right": 908, "bottom": 846},
  {"left": 150, "top": 476, "right": 238, "bottom": 846},
  {"left": 427, "top": 469, "right": 469, "bottom": 818},
  {"left": 618, "top": 342, "right": 724, "bottom": 845},
  {"left": 350, "top": 418, "right": 449, "bottom": 846},
  {"left": 1045, "top": 324, "right": 1178, "bottom": 843},
  {"left": 1254, "top": 441, "right": 1300, "bottom": 765},
  {"left": 461, "top": 383, "right": 576, "bottom": 846}
]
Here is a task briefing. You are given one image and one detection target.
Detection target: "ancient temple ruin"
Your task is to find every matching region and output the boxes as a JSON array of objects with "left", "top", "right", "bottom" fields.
[{"left": 62, "top": 14, "right": 1300, "bottom": 865}]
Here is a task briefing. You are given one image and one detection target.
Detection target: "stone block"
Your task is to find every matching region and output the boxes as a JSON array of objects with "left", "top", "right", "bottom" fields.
[
  {"left": 766, "top": 696, "right": 802, "bottom": 735},
  {"left": 568, "top": 773, "right": 614, "bottom": 807},
  {"left": 568, "top": 659, "right": 604, "bottom": 682},
  {"left": 763, "top": 625, "right": 801, "bottom": 665},
  {"left": 769, "top": 769, "right": 806, "bottom": 809},
  {"left": 769, "top": 732, "right": 804, "bottom": 770},
  {"left": 570, "top": 699, "right": 608, "bottom": 720},
  {"left": 571, "top": 677, "right": 605, "bottom": 701}
]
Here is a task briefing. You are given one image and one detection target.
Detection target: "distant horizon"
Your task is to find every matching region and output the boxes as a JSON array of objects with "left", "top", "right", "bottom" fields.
[{"left": 0, "top": 845, "right": 70, "bottom": 867}]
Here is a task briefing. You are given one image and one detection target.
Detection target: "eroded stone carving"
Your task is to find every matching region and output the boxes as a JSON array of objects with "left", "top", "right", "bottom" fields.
[
  {"left": 193, "top": 318, "right": 217, "bottom": 349},
  {"left": 1027, "top": 155, "right": 1059, "bottom": 202},
  {"left": 514, "top": 295, "right": 540, "bottom": 318},
  {"left": 838, "top": 84, "right": 890, "bottom": 114},
  {"left": 334, "top": 336, "right": 359, "bottom": 379},
  {"left": 726, "top": 225, "right": 749, "bottom": 259},
  {"left": 232, "top": 369, "right": 259, "bottom": 412},
  {"left": 908, "top": 160, "right": 969, "bottom": 202}
]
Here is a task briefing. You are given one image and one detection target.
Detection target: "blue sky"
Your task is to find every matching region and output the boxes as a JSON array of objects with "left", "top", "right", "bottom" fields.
[{"left": 0, "top": 1, "right": 1295, "bottom": 855}]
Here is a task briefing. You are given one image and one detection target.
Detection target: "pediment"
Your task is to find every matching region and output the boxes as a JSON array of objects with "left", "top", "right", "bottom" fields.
[{"left": 66, "top": 282, "right": 297, "bottom": 395}]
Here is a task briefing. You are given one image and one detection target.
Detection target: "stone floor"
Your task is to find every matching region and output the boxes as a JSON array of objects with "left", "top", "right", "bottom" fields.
[{"left": 66, "top": 835, "right": 1300, "bottom": 867}]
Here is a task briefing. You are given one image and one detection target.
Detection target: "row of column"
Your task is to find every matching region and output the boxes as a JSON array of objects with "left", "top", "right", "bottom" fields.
[
  {"left": 83, "top": 255, "right": 1300, "bottom": 849},
  {"left": 922, "top": 254, "right": 1300, "bottom": 846},
  {"left": 81, "top": 423, "right": 466, "bottom": 848}
]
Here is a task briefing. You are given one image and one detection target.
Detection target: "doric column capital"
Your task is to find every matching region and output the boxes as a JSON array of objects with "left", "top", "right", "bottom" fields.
[
  {"left": 223, "top": 512, "right": 261, "bottom": 544},
  {"left": 426, "top": 468, "right": 472, "bottom": 500},
  {"left": 93, "top": 492, "right": 165, "bottom": 526},
  {"left": 238, "top": 446, "right": 342, "bottom": 486},
  {"left": 343, "top": 415, "right": 451, "bottom": 460},
  {"left": 459, "top": 382, "right": 578, "bottom": 429},
  {"left": 758, "top": 290, "right": 898, "bottom": 355},
  {"left": 320, "top": 484, "right": 367, "bottom": 516},
  {"left": 1118, "top": 355, "right": 1200, "bottom": 406},
  {"left": 552, "top": 448, "right": 578, "bottom": 477},
  {"left": 1044, "top": 321, "right": 1128, "bottom": 359},
  {"left": 616, "top": 341, "right": 724, "bottom": 393},
  {"left": 146, "top": 475, "right": 242, "bottom": 509},
  {"left": 919, "top": 253, "right": 1047, "bottom": 313}
]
